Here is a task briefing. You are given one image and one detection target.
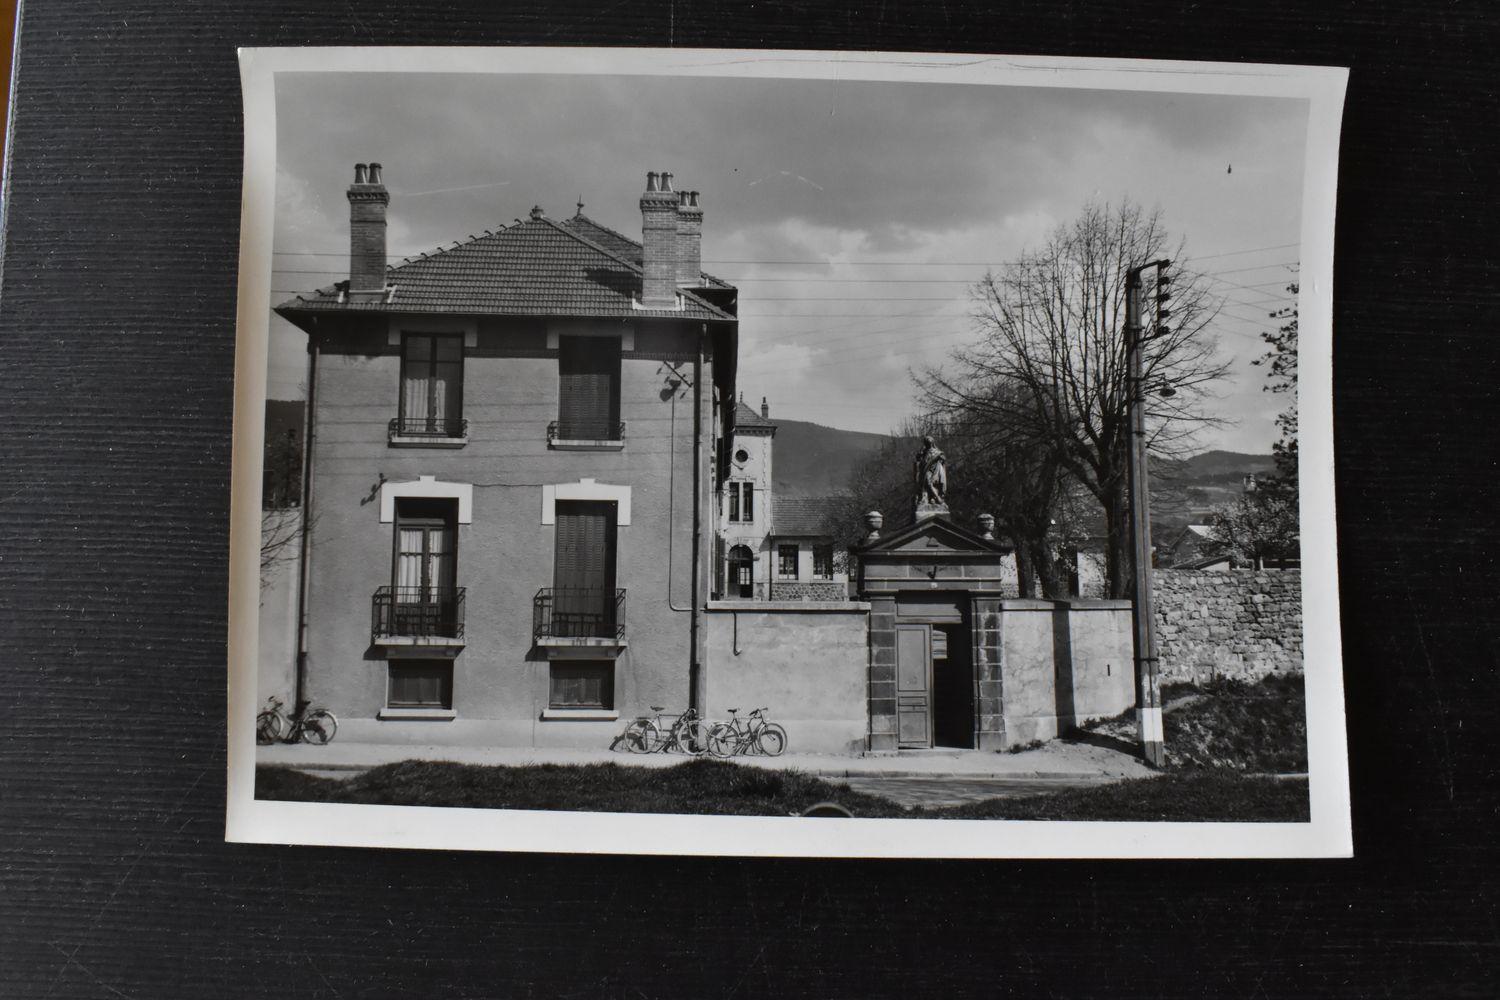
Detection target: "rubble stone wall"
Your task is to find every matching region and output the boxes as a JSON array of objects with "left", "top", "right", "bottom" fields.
[{"left": 1154, "top": 570, "right": 1303, "bottom": 681}]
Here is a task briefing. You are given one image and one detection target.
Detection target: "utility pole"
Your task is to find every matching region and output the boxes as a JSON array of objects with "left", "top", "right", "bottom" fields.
[{"left": 1126, "top": 259, "right": 1171, "bottom": 768}]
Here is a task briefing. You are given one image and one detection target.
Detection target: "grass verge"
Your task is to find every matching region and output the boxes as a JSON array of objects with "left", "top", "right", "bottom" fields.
[{"left": 257, "top": 758, "right": 1309, "bottom": 822}]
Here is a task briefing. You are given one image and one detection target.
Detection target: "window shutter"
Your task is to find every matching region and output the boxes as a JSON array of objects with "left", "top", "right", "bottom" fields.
[{"left": 558, "top": 336, "right": 621, "bottom": 439}]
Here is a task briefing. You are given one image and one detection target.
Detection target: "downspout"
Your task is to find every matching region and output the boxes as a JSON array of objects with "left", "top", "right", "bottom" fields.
[
  {"left": 292, "top": 333, "right": 319, "bottom": 712},
  {"left": 688, "top": 329, "right": 706, "bottom": 714}
]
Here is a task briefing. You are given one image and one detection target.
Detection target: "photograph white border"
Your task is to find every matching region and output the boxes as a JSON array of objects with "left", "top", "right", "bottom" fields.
[{"left": 227, "top": 46, "right": 1350, "bottom": 858}]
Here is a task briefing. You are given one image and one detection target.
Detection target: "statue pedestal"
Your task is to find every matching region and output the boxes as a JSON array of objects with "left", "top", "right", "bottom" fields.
[{"left": 914, "top": 501, "right": 950, "bottom": 522}]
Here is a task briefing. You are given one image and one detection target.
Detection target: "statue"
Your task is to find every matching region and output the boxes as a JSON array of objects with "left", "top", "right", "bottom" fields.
[{"left": 913, "top": 436, "right": 948, "bottom": 516}]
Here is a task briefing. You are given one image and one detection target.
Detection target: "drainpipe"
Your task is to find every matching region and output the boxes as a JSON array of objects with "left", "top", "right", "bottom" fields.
[
  {"left": 688, "top": 328, "right": 706, "bottom": 714},
  {"left": 292, "top": 333, "right": 320, "bottom": 713}
]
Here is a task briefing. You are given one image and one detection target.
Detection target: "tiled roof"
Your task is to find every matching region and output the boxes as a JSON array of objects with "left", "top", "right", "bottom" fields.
[
  {"left": 275, "top": 214, "right": 735, "bottom": 322},
  {"left": 772, "top": 496, "right": 844, "bottom": 537},
  {"left": 561, "top": 214, "right": 732, "bottom": 289},
  {"left": 734, "top": 399, "right": 775, "bottom": 429}
]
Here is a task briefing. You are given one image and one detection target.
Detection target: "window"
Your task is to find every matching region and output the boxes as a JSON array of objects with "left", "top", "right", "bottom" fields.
[
  {"left": 388, "top": 660, "right": 453, "bottom": 709},
  {"left": 391, "top": 498, "right": 459, "bottom": 635},
  {"left": 813, "top": 544, "right": 834, "bottom": 580},
  {"left": 778, "top": 543, "right": 800, "bottom": 579},
  {"left": 547, "top": 500, "right": 620, "bottom": 639},
  {"left": 727, "top": 481, "right": 754, "bottom": 523},
  {"left": 397, "top": 334, "right": 464, "bottom": 437},
  {"left": 556, "top": 335, "right": 621, "bottom": 440},
  {"left": 734, "top": 448, "right": 749, "bottom": 464},
  {"left": 549, "top": 661, "right": 614, "bottom": 709}
]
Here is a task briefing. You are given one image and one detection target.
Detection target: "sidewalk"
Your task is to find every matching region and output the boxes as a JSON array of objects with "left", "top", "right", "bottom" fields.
[{"left": 256, "top": 737, "right": 1152, "bottom": 781}]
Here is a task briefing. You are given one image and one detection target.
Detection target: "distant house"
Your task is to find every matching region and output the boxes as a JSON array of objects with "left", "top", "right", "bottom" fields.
[
  {"left": 714, "top": 396, "right": 847, "bottom": 601},
  {"left": 1159, "top": 523, "right": 1230, "bottom": 570}
]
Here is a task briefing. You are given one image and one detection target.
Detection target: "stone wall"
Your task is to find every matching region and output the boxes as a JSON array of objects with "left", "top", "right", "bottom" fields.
[
  {"left": 1154, "top": 569, "right": 1302, "bottom": 681},
  {"left": 769, "top": 580, "right": 848, "bottom": 602}
]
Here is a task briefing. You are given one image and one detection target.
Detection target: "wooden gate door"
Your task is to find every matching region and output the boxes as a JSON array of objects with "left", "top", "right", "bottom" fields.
[
  {"left": 553, "top": 500, "right": 618, "bottom": 638},
  {"left": 895, "top": 623, "right": 933, "bottom": 748}
]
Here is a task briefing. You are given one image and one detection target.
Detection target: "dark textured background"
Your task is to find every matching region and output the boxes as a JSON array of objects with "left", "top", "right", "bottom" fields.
[{"left": 1, "top": 3, "right": 1496, "bottom": 997}]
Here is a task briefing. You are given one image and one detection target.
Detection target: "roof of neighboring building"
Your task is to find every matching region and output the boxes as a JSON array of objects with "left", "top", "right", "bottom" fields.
[
  {"left": 733, "top": 399, "right": 775, "bottom": 430},
  {"left": 274, "top": 212, "right": 735, "bottom": 322},
  {"left": 772, "top": 496, "right": 844, "bottom": 537}
]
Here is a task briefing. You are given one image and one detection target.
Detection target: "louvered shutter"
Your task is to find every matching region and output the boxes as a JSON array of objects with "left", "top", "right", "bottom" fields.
[{"left": 558, "top": 336, "right": 621, "bottom": 439}]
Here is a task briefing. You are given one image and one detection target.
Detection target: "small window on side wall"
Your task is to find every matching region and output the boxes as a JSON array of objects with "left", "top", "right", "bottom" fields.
[
  {"left": 388, "top": 660, "right": 454, "bottom": 709},
  {"left": 813, "top": 544, "right": 834, "bottom": 580},
  {"left": 778, "top": 543, "right": 799, "bottom": 579},
  {"left": 550, "top": 660, "right": 614, "bottom": 710}
]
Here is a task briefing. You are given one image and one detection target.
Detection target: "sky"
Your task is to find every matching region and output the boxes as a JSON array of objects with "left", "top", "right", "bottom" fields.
[{"left": 268, "top": 71, "right": 1308, "bottom": 453}]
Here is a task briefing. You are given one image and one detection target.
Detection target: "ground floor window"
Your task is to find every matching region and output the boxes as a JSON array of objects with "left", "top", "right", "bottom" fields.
[
  {"left": 549, "top": 660, "right": 614, "bottom": 710},
  {"left": 387, "top": 660, "right": 454, "bottom": 709},
  {"left": 813, "top": 543, "right": 834, "bottom": 579},
  {"left": 778, "top": 543, "right": 799, "bottom": 579}
]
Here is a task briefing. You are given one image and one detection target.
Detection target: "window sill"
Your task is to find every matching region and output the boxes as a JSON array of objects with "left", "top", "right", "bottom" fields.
[
  {"left": 548, "top": 439, "right": 625, "bottom": 451},
  {"left": 374, "top": 636, "right": 466, "bottom": 653},
  {"left": 378, "top": 708, "right": 457, "bottom": 721},
  {"left": 540, "top": 708, "right": 619, "bottom": 721},
  {"left": 389, "top": 434, "right": 469, "bottom": 449}
]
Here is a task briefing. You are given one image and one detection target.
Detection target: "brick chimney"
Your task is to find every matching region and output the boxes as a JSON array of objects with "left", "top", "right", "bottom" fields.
[
  {"left": 761, "top": 396, "right": 769, "bottom": 420},
  {"left": 675, "top": 190, "right": 703, "bottom": 286},
  {"left": 639, "top": 170, "right": 679, "bottom": 307},
  {"left": 347, "top": 162, "right": 390, "bottom": 297}
]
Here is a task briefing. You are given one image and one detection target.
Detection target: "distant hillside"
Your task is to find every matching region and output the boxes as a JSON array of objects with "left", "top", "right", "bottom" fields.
[
  {"left": 769, "top": 423, "right": 1275, "bottom": 531},
  {"left": 771, "top": 418, "right": 890, "bottom": 497}
]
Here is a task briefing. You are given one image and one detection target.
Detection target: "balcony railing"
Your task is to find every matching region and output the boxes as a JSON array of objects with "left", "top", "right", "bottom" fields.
[
  {"left": 372, "top": 586, "right": 466, "bottom": 642},
  {"left": 533, "top": 587, "right": 627, "bottom": 642},
  {"left": 547, "top": 420, "right": 626, "bottom": 444},
  {"left": 388, "top": 416, "right": 469, "bottom": 440}
]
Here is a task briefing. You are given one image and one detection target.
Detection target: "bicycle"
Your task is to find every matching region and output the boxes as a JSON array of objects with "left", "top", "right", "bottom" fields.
[
  {"left": 257, "top": 696, "right": 339, "bottom": 745},
  {"left": 707, "top": 707, "right": 787, "bottom": 757},
  {"left": 617, "top": 706, "right": 708, "bottom": 755}
]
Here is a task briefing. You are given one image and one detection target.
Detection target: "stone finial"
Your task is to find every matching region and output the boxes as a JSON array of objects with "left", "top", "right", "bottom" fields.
[
  {"left": 978, "top": 513, "right": 996, "bottom": 540},
  {"left": 864, "top": 510, "right": 884, "bottom": 542}
]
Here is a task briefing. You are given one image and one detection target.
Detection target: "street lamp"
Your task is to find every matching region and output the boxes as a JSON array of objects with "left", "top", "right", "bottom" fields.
[{"left": 1125, "top": 258, "right": 1171, "bottom": 768}]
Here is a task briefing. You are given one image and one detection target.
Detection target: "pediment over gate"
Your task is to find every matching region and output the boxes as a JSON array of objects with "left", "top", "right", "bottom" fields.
[{"left": 854, "top": 515, "right": 1009, "bottom": 556}]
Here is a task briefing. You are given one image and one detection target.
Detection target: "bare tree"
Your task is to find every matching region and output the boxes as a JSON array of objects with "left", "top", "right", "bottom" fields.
[{"left": 920, "top": 199, "right": 1231, "bottom": 597}]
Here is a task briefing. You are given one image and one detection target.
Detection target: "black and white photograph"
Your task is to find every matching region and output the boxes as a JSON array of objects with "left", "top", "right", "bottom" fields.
[{"left": 227, "top": 48, "right": 1349, "bottom": 856}]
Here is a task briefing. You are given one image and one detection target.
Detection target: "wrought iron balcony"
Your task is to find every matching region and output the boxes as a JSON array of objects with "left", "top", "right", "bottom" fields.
[
  {"left": 372, "top": 586, "right": 466, "bottom": 645},
  {"left": 388, "top": 416, "right": 469, "bottom": 442},
  {"left": 533, "top": 587, "right": 627, "bottom": 643},
  {"left": 547, "top": 420, "right": 626, "bottom": 446}
]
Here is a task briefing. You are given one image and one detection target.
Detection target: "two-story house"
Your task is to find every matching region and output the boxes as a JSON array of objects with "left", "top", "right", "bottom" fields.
[{"left": 273, "top": 165, "right": 739, "bottom": 747}]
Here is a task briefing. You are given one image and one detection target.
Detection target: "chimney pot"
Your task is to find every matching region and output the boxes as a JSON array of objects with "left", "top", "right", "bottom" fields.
[
  {"left": 368, "top": 162, "right": 382, "bottom": 183},
  {"left": 646, "top": 171, "right": 658, "bottom": 192},
  {"left": 354, "top": 163, "right": 368, "bottom": 183},
  {"left": 661, "top": 171, "right": 674, "bottom": 192},
  {"left": 761, "top": 397, "right": 769, "bottom": 419}
]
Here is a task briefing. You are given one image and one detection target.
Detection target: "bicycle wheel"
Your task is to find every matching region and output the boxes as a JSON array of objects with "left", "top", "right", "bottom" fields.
[
  {"left": 256, "top": 710, "right": 288, "bottom": 745},
  {"left": 631, "top": 720, "right": 662, "bottom": 754},
  {"left": 673, "top": 718, "right": 708, "bottom": 756},
  {"left": 706, "top": 723, "right": 737, "bottom": 758},
  {"left": 300, "top": 710, "right": 338, "bottom": 745},
  {"left": 755, "top": 723, "right": 787, "bottom": 757}
]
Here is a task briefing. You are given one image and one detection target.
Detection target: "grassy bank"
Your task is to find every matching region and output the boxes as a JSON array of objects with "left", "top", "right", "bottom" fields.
[
  {"left": 258, "top": 758, "right": 1309, "bottom": 822},
  {"left": 1082, "top": 672, "right": 1308, "bottom": 773}
]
